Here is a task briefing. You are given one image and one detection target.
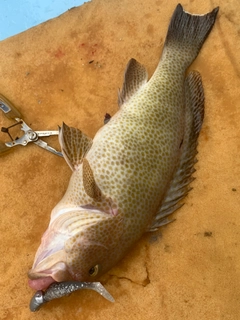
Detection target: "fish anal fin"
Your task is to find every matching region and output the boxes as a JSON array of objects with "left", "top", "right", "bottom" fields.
[
  {"left": 118, "top": 58, "right": 148, "bottom": 107},
  {"left": 147, "top": 71, "right": 204, "bottom": 232},
  {"left": 185, "top": 71, "right": 204, "bottom": 134},
  {"left": 82, "top": 158, "right": 102, "bottom": 201},
  {"left": 59, "top": 122, "right": 93, "bottom": 171}
]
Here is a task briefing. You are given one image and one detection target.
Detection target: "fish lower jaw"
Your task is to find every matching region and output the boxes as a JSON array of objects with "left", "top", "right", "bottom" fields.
[
  {"left": 28, "top": 262, "right": 71, "bottom": 290},
  {"left": 28, "top": 276, "right": 55, "bottom": 290}
]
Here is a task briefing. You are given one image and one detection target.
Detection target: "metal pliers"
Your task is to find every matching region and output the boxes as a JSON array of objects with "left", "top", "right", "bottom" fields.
[{"left": 0, "top": 94, "right": 62, "bottom": 157}]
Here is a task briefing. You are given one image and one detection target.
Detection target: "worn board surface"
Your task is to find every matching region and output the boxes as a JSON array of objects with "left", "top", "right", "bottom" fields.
[{"left": 0, "top": 0, "right": 239, "bottom": 319}]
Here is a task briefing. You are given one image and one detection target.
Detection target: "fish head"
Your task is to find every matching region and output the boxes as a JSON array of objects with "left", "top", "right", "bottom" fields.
[{"left": 28, "top": 208, "right": 123, "bottom": 290}]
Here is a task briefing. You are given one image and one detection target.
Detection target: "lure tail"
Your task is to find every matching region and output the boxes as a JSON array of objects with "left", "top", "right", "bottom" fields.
[{"left": 162, "top": 4, "right": 219, "bottom": 68}]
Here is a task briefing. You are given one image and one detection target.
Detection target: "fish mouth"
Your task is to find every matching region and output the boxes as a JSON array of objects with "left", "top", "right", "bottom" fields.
[
  {"left": 28, "top": 250, "right": 70, "bottom": 290},
  {"left": 28, "top": 276, "right": 55, "bottom": 291},
  {"left": 28, "top": 207, "right": 108, "bottom": 291}
]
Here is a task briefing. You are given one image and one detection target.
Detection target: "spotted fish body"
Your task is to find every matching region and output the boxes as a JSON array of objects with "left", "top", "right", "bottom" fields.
[{"left": 28, "top": 5, "right": 219, "bottom": 292}]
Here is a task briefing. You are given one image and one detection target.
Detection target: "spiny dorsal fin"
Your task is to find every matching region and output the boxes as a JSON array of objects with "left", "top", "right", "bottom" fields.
[
  {"left": 118, "top": 58, "right": 148, "bottom": 107},
  {"left": 82, "top": 158, "right": 102, "bottom": 201},
  {"left": 148, "top": 71, "right": 204, "bottom": 232},
  {"left": 59, "top": 122, "right": 92, "bottom": 171}
]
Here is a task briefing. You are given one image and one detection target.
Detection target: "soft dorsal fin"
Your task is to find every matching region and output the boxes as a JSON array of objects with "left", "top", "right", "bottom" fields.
[
  {"left": 148, "top": 71, "right": 204, "bottom": 232},
  {"left": 82, "top": 158, "right": 102, "bottom": 201},
  {"left": 59, "top": 122, "right": 93, "bottom": 171},
  {"left": 118, "top": 58, "right": 148, "bottom": 107}
]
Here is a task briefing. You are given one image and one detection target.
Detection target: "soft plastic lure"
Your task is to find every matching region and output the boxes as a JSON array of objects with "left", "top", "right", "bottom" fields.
[{"left": 29, "top": 281, "right": 114, "bottom": 312}]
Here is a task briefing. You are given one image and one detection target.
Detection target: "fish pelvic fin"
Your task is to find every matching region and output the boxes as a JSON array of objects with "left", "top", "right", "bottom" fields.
[
  {"left": 163, "top": 4, "right": 219, "bottom": 68},
  {"left": 82, "top": 158, "right": 102, "bottom": 201},
  {"left": 59, "top": 122, "right": 93, "bottom": 171},
  {"left": 118, "top": 58, "right": 148, "bottom": 107},
  {"left": 148, "top": 71, "right": 204, "bottom": 232}
]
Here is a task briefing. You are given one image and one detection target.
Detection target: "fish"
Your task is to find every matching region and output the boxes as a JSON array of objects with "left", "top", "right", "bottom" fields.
[{"left": 28, "top": 3, "right": 219, "bottom": 298}]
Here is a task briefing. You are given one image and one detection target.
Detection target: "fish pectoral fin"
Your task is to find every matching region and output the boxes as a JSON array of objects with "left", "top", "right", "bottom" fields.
[
  {"left": 148, "top": 71, "right": 204, "bottom": 232},
  {"left": 82, "top": 158, "right": 102, "bottom": 201},
  {"left": 82, "top": 158, "right": 116, "bottom": 210},
  {"left": 118, "top": 58, "right": 148, "bottom": 107},
  {"left": 59, "top": 122, "right": 93, "bottom": 171}
]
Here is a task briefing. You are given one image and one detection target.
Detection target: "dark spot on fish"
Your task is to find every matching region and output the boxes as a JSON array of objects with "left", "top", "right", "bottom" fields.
[
  {"left": 204, "top": 231, "right": 212, "bottom": 237},
  {"left": 232, "top": 188, "right": 237, "bottom": 191},
  {"left": 89, "top": 60, "right": 94, "bottom": 64}
]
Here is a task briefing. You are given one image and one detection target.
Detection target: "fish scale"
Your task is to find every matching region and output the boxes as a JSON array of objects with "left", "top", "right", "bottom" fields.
[{"left": 28, "top": 4, "right": 219, "bottom": 301}]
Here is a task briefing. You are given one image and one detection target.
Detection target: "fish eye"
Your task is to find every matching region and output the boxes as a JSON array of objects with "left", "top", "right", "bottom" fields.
[{"left": 89, "top": 264, "right": 99, "bottom": 277}]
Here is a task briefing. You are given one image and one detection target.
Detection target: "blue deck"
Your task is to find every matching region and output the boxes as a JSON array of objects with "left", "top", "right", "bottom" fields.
[{"left": 0, "top": 0, "right": 87, "bottom": 40}]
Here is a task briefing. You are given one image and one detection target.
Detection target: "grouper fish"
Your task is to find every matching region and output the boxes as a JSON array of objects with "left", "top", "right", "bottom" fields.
[{"left": 28, "top": 4, "right": 219, "bottom": 297}]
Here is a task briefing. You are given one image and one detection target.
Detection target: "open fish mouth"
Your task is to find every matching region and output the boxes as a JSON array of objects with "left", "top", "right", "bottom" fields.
[
  {"left": 28, "top": 249, "right": 69, "bottom": 290},
  {"left": 28, "top": 261, "right": 69, "bottom": 290},
  {"left": 28, "top": 207, "right": 113, "bottom": 290},
  {"left": 29, "top": 281, "right": 115, "bottom": 312},
  {"left": 28, "top": 276, "right": 55, "bottom": 291}
]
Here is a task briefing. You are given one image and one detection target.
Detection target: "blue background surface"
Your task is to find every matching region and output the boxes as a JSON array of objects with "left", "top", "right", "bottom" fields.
[{"left": 0, "top": 0, "right": 87, "bottom": 41}]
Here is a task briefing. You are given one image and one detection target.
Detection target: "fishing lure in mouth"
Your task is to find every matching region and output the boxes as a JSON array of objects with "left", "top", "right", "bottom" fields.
[{"left": 29, "top": 281, "right": 114, "bottom": 312}]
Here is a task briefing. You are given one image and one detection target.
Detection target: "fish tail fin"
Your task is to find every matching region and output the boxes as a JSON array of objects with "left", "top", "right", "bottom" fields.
[
  {"left": 163, "top": 4, "right": 219, "bottom": 67},
  {"left": 147, "top": 70, "right": 204, "bottom": 232}
]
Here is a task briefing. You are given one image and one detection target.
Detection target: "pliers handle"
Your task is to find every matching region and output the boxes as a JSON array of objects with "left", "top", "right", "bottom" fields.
[
  {"left": 0, "top": 94, "right": 22, "bottom": 154},
  {"left": 0, "top": 93, "right": 22, "bottom": 119}
]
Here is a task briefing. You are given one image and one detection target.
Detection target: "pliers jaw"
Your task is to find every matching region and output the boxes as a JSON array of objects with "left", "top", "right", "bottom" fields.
[{"left": 0, "top": 94, "right": 63, "bottom": 157}]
